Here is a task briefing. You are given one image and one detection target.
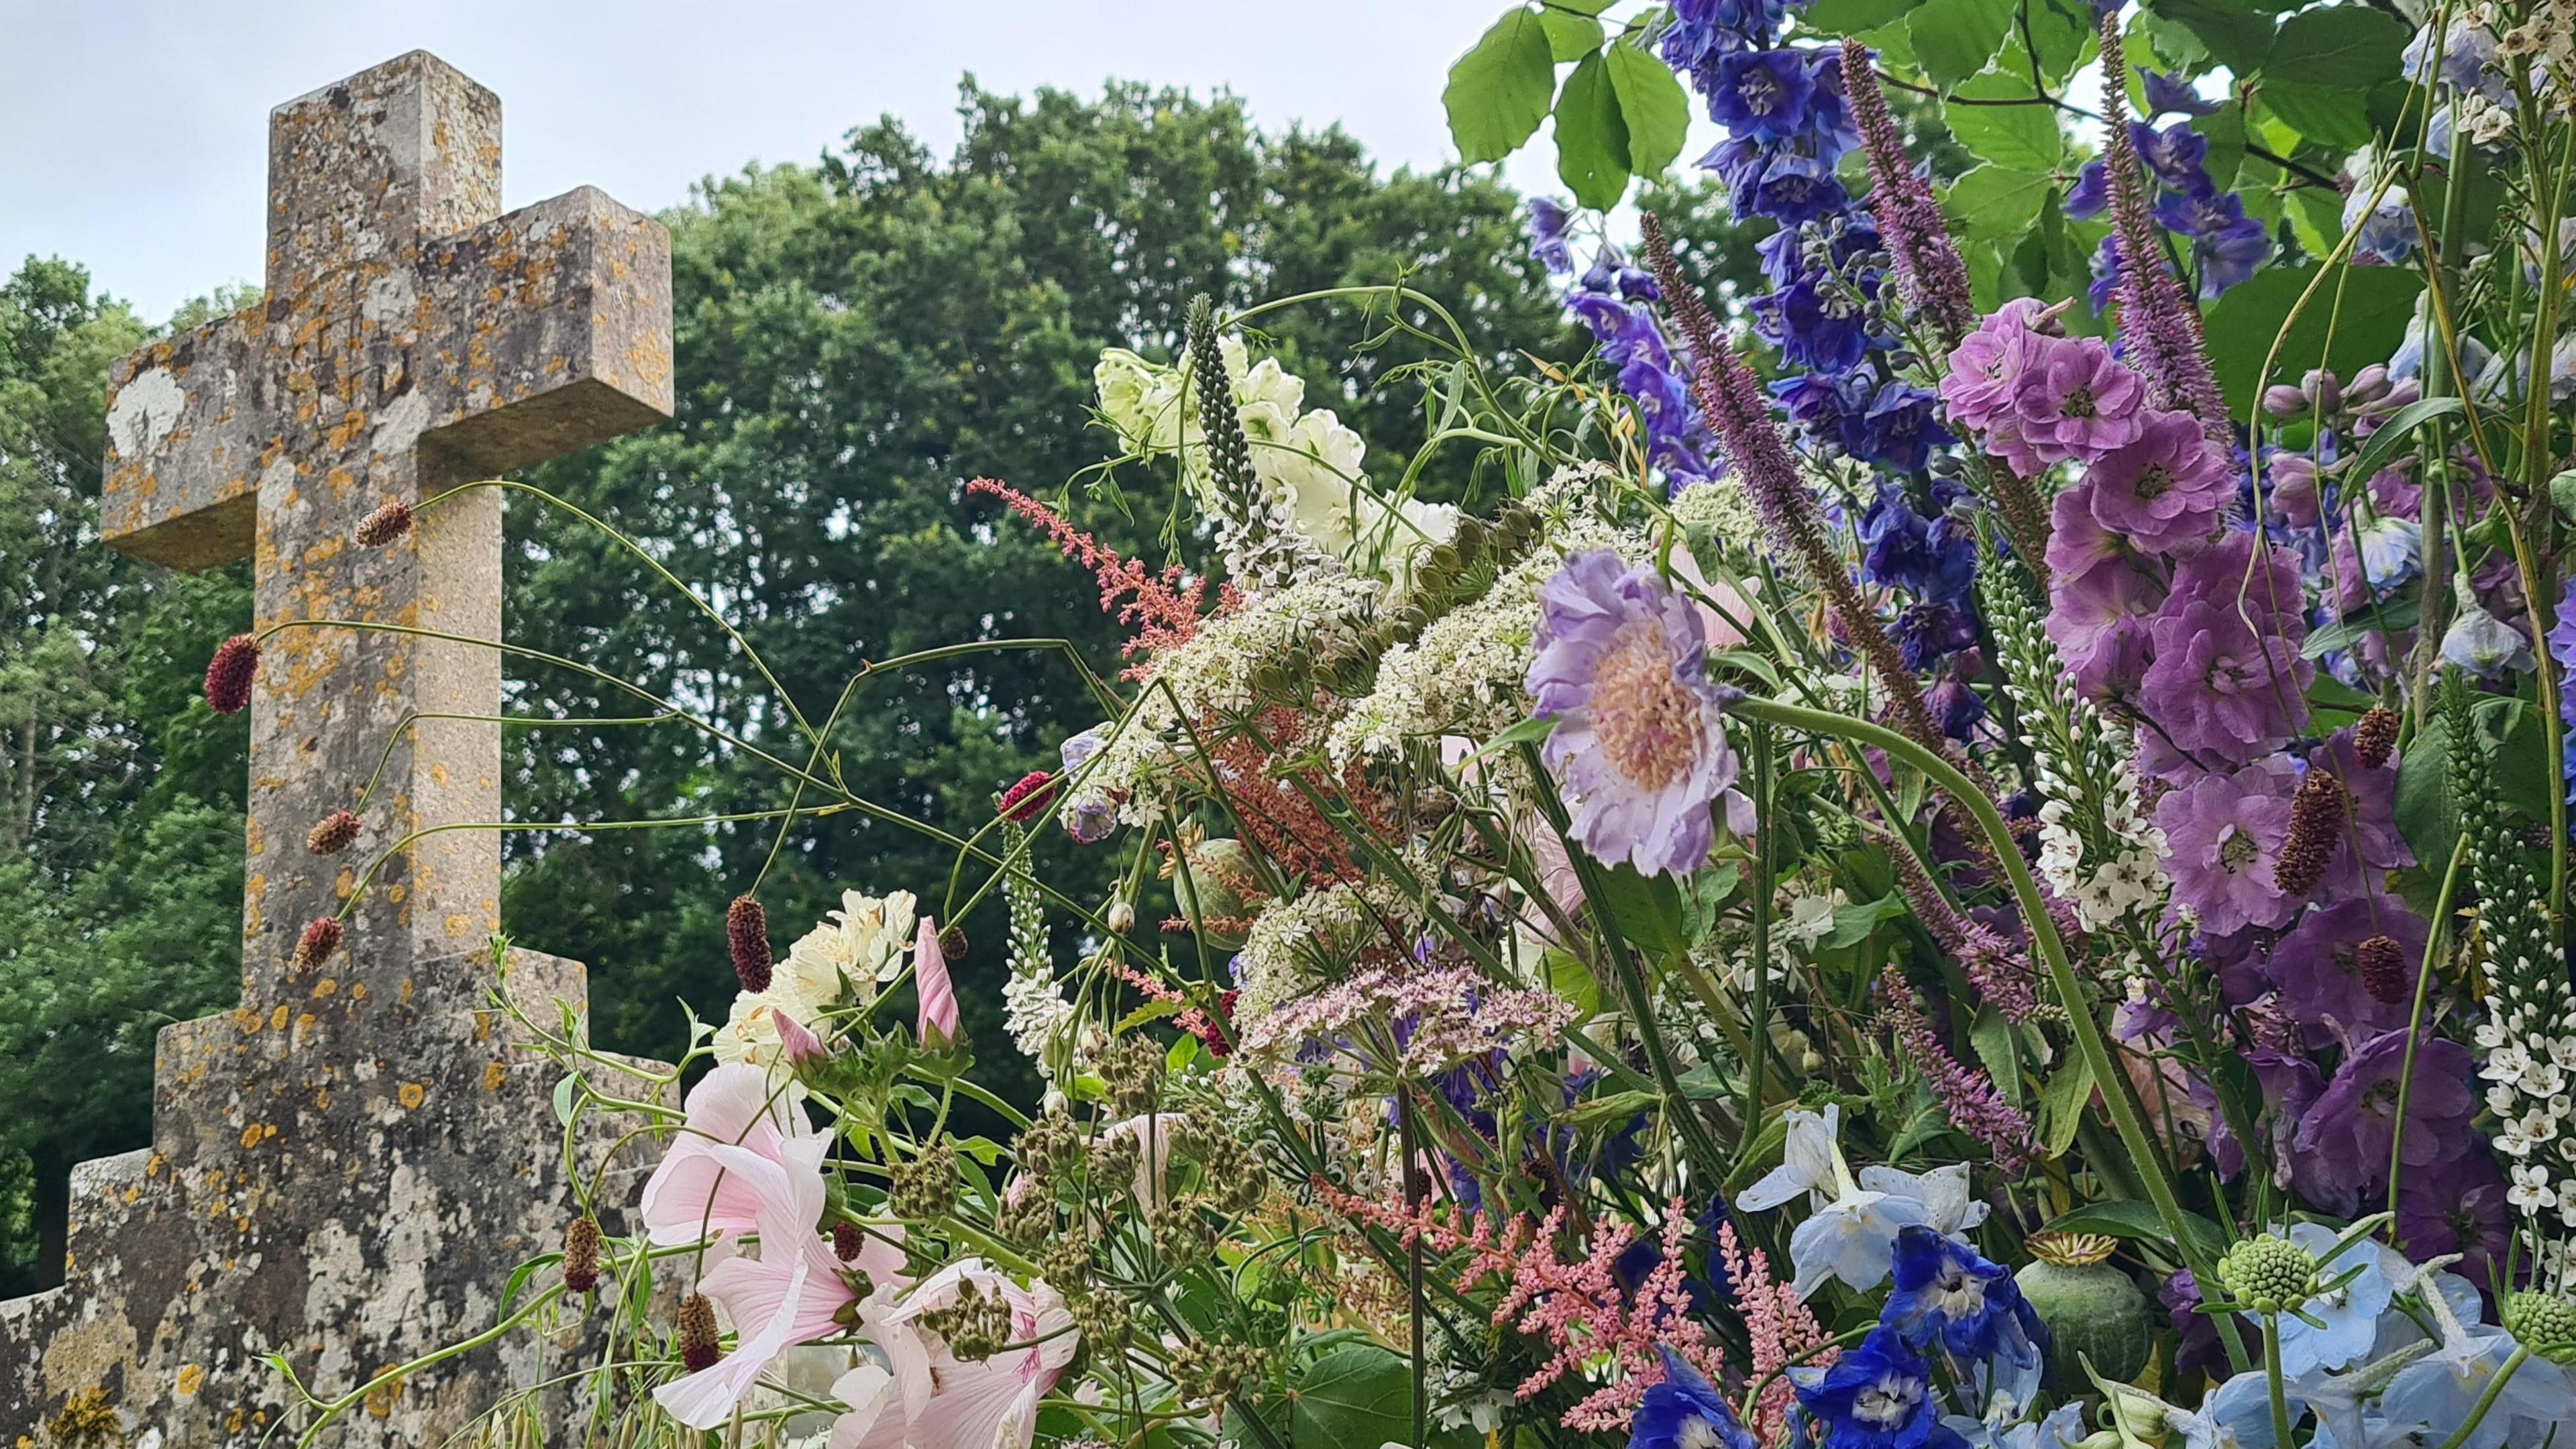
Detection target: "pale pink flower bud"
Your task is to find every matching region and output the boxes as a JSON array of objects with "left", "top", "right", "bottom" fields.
[{"left": 914, "top": 917, "right": 959, "bottom": 1049}]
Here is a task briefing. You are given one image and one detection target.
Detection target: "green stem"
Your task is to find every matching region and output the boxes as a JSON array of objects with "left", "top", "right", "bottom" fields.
[
  {"left": 2263, "top": 1313, "right": 2295, "bottom": 1449},
  {"left": 1742, "top": 722, "right": 1774, "bottom": 1154},
  {"left": 2434, "top": 1345, "right": 2530, "bottom": 1449},
  {"left": 1730, "top": 697, "right": 2251, "bottom": 1373},
  {"left": 2387, "top": 836, "right": 2469, "bottom": 1240}
]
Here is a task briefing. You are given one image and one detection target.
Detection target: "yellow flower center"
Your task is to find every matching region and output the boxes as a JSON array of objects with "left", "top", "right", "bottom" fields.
[{"left": 1590, "top": 623, "right": 1701, "bottom": 792}]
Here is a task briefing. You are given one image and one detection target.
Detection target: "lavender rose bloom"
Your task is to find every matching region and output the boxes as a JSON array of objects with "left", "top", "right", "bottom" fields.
[
  {"left": 1527, "top": 550, "right": 1752, "bottom": 878},
  {"left": 2082, "top": 407, "right": 2231, "bottom": 553},
  {"left": 1993, "top": 333, "right": 2147, "bottom": 473},
  {"left": 2155, "top": 757, "right": 2301, "bottom": 935}
]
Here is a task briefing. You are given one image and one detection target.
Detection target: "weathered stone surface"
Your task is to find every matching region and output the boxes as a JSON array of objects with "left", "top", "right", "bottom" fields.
[{"left": 1, "top": 51, "right": 674, "bottom": 1447}]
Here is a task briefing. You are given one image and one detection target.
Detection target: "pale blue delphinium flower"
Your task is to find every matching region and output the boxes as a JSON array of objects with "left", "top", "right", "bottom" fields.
[
  {"left": 2271, "top": 1224, "right": 2405, "bottom": 1379},
  {"left": 2355, "top": 517, "right": 2420, "bottom": 592},
  {"left": 2438, "top": 604, "right": 2535, "bottom": 680},
  {"left": 1858, "top": 1161, "right": 1989, "bottom": 1236},
  {"left": 2289, "top": 1340, "right": 2434, "bottom": 1448},
  {"left": 1937, "top": 1401, "right": 2086, "bottom": 1449},
  {"left": 1737, "top": 1106, "right": 1938, "bottom": 1299},
  {"left": 2377, "top": 1272, "right": 2576, "bottom": 1449}
]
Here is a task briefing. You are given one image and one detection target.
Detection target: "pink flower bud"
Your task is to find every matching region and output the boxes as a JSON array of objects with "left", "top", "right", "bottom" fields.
[{"left": 914, "top": 916, "right": 959, "bottom": 1050}]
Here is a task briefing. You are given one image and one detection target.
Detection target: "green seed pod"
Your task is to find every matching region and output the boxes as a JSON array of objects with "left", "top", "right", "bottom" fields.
[{"left": 2016, "top": 1233, "right": 2156, "bottom": 1388}]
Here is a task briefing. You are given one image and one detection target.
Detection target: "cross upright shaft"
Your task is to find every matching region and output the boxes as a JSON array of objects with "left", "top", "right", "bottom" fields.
[{"left": 99, "top": 50, "right": 674, "bottom": 998}]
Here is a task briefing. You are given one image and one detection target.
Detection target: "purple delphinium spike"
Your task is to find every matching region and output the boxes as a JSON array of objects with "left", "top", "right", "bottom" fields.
[
  {"left": 1641, "top": 212, "right": 1947, "bottom": 754},
  {"left": 2097, "top": 15, "right": 2231, "bottom": 437},
  {"left": 1841, "top": 39, "right": 1974, "bottom": 351}
]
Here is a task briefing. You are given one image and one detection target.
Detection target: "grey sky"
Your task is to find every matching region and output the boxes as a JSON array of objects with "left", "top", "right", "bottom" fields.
[{"left": 1, "top": 1, "right": 1676, "bottom": 324}]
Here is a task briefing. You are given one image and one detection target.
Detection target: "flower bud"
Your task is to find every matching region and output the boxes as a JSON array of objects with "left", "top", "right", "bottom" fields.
[
  {"left": 2358, "top": 934, "right": 2409, "bottom": 1005},
  {"left": 2346, "top": 362, "right": 2392, "bottom": 405},
  {"left": 2300, "top": 367, "right": 2341, "bottom": 415},
  {"left": 291, "top": 917, "right": 343, "bottom": 973},
  {"left": 2263, "top": 384, "right": 2310, "bottom": 419},
  {"left": 998, "top": 769, "right": 1058, "bottom": 822},
  {"left": 677, "top": 1293, "right": 721, "bottom": 1372},
  {"left": 561, "top": 1216, "right": 600, "bottom": 1293},
  {"left": 356, "top": 498, "right": 415, "bottom": 547},
  {"left": 2355, "top": 705, "right": 2401, "bottom": 770},
  {"left": 1107, "top": 901, "right": 1136, "bottom": 934}
]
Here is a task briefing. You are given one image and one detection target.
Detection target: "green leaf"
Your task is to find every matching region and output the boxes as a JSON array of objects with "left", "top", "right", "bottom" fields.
[
  {"left": 1540, "top": 9, "right": 1605, "bottom": 60},
  {"left": 2017, "top": 0, "right": 2096, "bottom": 85},
  {"left": 1115, "top": 999, "right": 1182, "bottom": 1033},
  {"left": 2343, "top": 396, "right": 2465, "bottom": 484},
  {"left": 552, "top": 1071, "right": 580, "bottom": 1126},
  {"left": 2261, "top": 5, "right": 2408, "bottom": 87},
  {"left": 1286, "top": 1344, "right": 1415, "bottom": 1447},
  {"left": 1446, "top": 9, "right": 1559, "bottom": 164},
  {"left": 1804, "top": 0, "right": 1925, "bottom": 30},
  {"left": 2154, "top": 0, "right": 2277, "bottom": 74},
  {"left": 1970, "top": 1004, "right": 2023, "bottom": 1107},
  {"left": 2300, "top": 596, "right": 2420, "bottom": 660},
  {"left": 1599, "top": 861, "right": 1692, "bottom": 958},
  {"left": 2040, "top": 1199, "right": 2231, "bottom": 1263},
  {"left": 1945, "top": 71, "right": 2066, "bottom": 171},
  {"left": 2198, "top": 104, "right": 2247, "bottom": 192},
  {"left": 1545, "top": 946, "right": 1604, "bottom": 1018},
  {"left": 1554, "top": 50, "right": 1632, "bottom": 209},
  {"left": 1824, "top": 891, "right": 1907, "bottom": 949},
  {"left": 1607, "top": 43, "right": 1691, "bottom": 178},
  {"left": 1908, "top": 0, "right": 2015, "bottom": 85},
  {"left": 1945, "top": 164, "right": 2055, "bottom": 239},
  {"left": 2037, "top": 1048, "right": 2094, "bottom": 1155},
  {"left": 2260, "top": 80, "right": 2375, "bottom": 150},
  {"left": 2199, "top": 262, "right": 2421, "bottom": 416},
  {"left": 2394, "top": 710, "right": 2459, "bottom": 874}
]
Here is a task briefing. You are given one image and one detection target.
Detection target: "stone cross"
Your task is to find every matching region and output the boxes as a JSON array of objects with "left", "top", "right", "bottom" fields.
[{"left": 1, "top": 52, "right": 673, "bottom": 1446}]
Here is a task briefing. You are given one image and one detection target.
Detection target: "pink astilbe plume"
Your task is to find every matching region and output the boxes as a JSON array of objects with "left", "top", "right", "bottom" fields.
[
  {"left": 1311, "top": 1186, "right": 1725, "bottom": 1432},
  {"left": 969, "top": 478, "right": 1224, "bottom": 672},
  {"left": 2095, "top": 22, "right": 2230, "bottom": 438},
  {"left": 1879, "top": 964, "right": 2037, "bottom": 1173},
  {"left": 1717, "top": 1220, "right": 1833, "bottom": 1445},
  {"left": 1883, "top": 839, "right": 2037, "bottom": 1022}
]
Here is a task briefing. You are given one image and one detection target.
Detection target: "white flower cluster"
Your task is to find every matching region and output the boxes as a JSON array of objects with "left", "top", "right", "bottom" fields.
[
  {"left": 998, "top": 820, "right": 1075, "bottom": 1079},
  {"left": 712, "top": 888, "right": 916, "bottom": 1065},
  {"left": 1093, "top": 341, "right": 1456, "bottom": 582},
  {"left": 2476, "top": 989, "right": 2576, "bottom": 1224},
  {"left": 1232, "top": 883, "right": 1371, "bottom": 1024},
  {"left": 1324, "top": 543, "right": 1558, "bottom": 768},
  {"left": 2032, "top": 738, "right": 2168, "bottom": 934},
  {"left": 1665, "top": 474, "right": 1763, "bottom": 554},
  {"left": 1062, "top": 574, "right": 1385, "bottom": 828}
]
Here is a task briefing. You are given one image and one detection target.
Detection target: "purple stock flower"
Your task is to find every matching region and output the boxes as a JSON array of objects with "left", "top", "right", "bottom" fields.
[
  {"left": 2265, "top": 898, "right": 2430, "bottom": 1042},
  {"left": 2153, "top": 756, "right": 2302, "bottom": 935},
  {"left": 1992, "top": 335, "right": 2148, "bottom": 473},
  {"left": 2141, "top": 68, "right": 2218, "bottom": 119},
  {"left": 1527, "top": 550, "right": 1752, "bottom": 877},
  {"left": 2079, "top": 407, "right": 2231, "bottom": 552},
  {"left": 2137, "top": 533, "right": 2312, "bottom": 757},
  {"left": 2295, "top": 1030, "right": 2478, "bottom": 1216},
  {"left": 2043, "top": 488, "right": 2164, "bottom": 701}
]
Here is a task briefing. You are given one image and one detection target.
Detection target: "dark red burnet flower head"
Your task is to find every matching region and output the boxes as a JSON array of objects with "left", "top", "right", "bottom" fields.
[
  {"left": 205, "top": 635, "right": 260, "bottom": 714},
  {"left": 561, "top": 1216, "right": 601, "bottom": 1293},
  {"left": 356, "top": 498, "right": 415, "bottom": 547},
  {"left": 292, "top": 916, "right": 343, "bottom": 973},
  {"left": 998, "top": 769, "right": 1059, "bottom": 822},
  {"left": 677, "top": 1293, "right": 720, "bottom": 1371},
  {"left": 727, "top": 894, "right": 772, "bottom": 994},
  {"left": 307, "top": 809, "right": 361, "bottom": 855}
]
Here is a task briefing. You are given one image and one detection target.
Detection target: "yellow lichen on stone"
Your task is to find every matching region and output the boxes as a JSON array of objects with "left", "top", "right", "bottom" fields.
[{"left": 397, "top": 1083, "right": 427, "bottom": 1110}]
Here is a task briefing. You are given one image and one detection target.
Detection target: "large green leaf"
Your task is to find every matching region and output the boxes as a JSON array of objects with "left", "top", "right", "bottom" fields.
[
  {"left": 2261, "top": 78, "right": 2375, "bottom": 149},
  {"left": 1445, "top": 8, "right": 1560, "bottom": 164},
  {"left": 2041, "top": 1199, "right": 2231, "bottom": 1263},
  {"left": 1945, "top": 164, "right": 2055, "bottom": 240},
  {"left": 1908, "top": 0, "right": 2015, "bottom": 85},
  {"left": 2153, "top": 0, "right": 2277, "bottom": 74},
  {"left": 1286, "top": 1344, "right": 1415, "bottom": 1446},
  {"left": 2198, "top": 262, "right": 2420, "bottom": 415},
  {"left": 1607, "top": 42, "right": 1691, "bottom": 178},
  {"left": 1806, "top": 0, "right": 1925, "bottom": 30},
  {"left": 1540, "top": 9, "right": 1605, "bottom": 60},
  {"left": 1554, "top": 50, "right": 1633, "bottom": 209},
  {"left": 2261, "top": 5, "right": 2408, "bottom": 87},
  {"left": 1945, "top": 71, "right": 2066, "bottom": 172},
  {"left": 2017, "top": 0, "right": 2096, "bottom": 85},
  {"left": 1599, "top": 860, "right": 1692, "bottom": 958}
]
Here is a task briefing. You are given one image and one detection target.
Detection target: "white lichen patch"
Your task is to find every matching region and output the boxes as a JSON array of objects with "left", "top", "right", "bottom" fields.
[{"left": 106, "top": 367, "right": 186, "bottom": 458}]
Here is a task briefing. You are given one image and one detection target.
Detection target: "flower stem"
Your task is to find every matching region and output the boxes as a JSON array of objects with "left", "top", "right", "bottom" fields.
[
  {"left": 1729, "top": 696, "right": 2252, "bottom": 1373},
  {"left": 2262, "top": 1312, "right": 2295, "bottom": 1449}
]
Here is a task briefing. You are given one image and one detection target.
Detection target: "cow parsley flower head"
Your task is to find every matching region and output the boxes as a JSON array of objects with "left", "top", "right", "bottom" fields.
[{"left": 1526, "top": 549, "right": 1752, "bottom": 878}]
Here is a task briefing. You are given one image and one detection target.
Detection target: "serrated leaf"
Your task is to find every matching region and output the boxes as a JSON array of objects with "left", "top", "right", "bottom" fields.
[
  {"left": 1287, "top": 1344, "right": 1415, "bottom": 1447},
  {"left": 1945, "top": 164, "right": 2055, "bottom": 238},
  {"left": 1540, "top": 9, "right": 1605, "bottom": 60},
  {"left": 2262, "top": 5, "right": 2407, "bottom": 87},
  {"left": 2015, "top": 0, "right": 2094, "bottom": 85},
  {"left": 1607, "top": 43, "right": 1690, "bottom": 177},
  {"left": 1908, "top": 0, "right": 2015, "bottom": 85},
  {"left": 1554, "top": 50, "right": 1632, "bottom": 209},
  {"left": 2261, "top": 79, "right": 2375, "bottom": 149},
  {"left": 1445, "top": 9, "right": 1559, "bottom": 164},
  {"left": 1945, "top": 72, "right": 2065, "bottom": 171},
  {"left": 2155, "top": 0, "right": 2277, "bottom": 73},
  {"left": 1114, "top": 999, "right": 1182, "bottom": 1033}
]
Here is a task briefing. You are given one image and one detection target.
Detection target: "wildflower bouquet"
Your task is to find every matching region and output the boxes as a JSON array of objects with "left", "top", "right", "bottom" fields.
[{"left": 254, "top": 0, "right": 2576, "bottom": 1446}]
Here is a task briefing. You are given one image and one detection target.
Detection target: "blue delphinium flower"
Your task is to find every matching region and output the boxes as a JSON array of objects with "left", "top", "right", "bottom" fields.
[
  {"left": 1789, "top": 1325, "right": 1969, "bottom": 1449},
  {"left": 1528, "top": 223, "right": 1721, "bottom": 493},
  {"left": 1712, "top": 48, "right": 1821, "bottom": 142},
  {"left": 1842, "top": 382, "right": 1952, "bottom": 474},
  {"left": 1882, "top": 1228, "right": 2049, "bottom": 1379},
  {"left": 2063, "top": 159, "right": 2109, "bottom": 220},
  {"left": 1527, "top": 196, "right": 1575, "bottom": 272},
  {"left": 2130, "top": 120, "right": 2212, "bottom": 192},
  {"left": 2153, "top": 189, "right": 2271, "bottom": 299},
  {"left": 2141, "top": 67, "right": 2219, "bottom": 119},
  {"left": 1630, "top": 1346, "right": 1757, "bottom": 1449}
]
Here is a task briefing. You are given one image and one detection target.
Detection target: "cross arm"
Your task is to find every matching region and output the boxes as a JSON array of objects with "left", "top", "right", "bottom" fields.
[
  {"left": 413, "top": 187, "right": 676, "bottom": 479},
  {"left": 98, "top": 307, "right": 268, "bottom": 571}
]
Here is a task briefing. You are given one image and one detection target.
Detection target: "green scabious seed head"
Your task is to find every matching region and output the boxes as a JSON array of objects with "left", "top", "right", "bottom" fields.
[
  {"left": 2504, "top": 1292, "right": 2576, "bottom": 1364},
  {"left": 2216, "top": 1234, "right": 2319, "bottom": 1316}
]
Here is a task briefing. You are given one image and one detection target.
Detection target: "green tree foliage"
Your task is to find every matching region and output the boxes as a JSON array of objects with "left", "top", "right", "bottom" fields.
[{"left": 0, "top": 259, "right": 252, "bottom": 1293}]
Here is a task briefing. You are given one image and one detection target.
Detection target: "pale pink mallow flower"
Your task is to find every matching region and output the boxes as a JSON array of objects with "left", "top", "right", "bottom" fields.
[
  {"left": 914, "top": 917, "right": 959, "bottom": 1049},
  {"left": 843, "top": 1258, "right": 1079, "bottom": 1449},
  {"left": 654, "top": 1134, "right": 891, "bottom": 1429},
  {"left": 639, "top": 1061, "right": 827, "bottom": 1250}
]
